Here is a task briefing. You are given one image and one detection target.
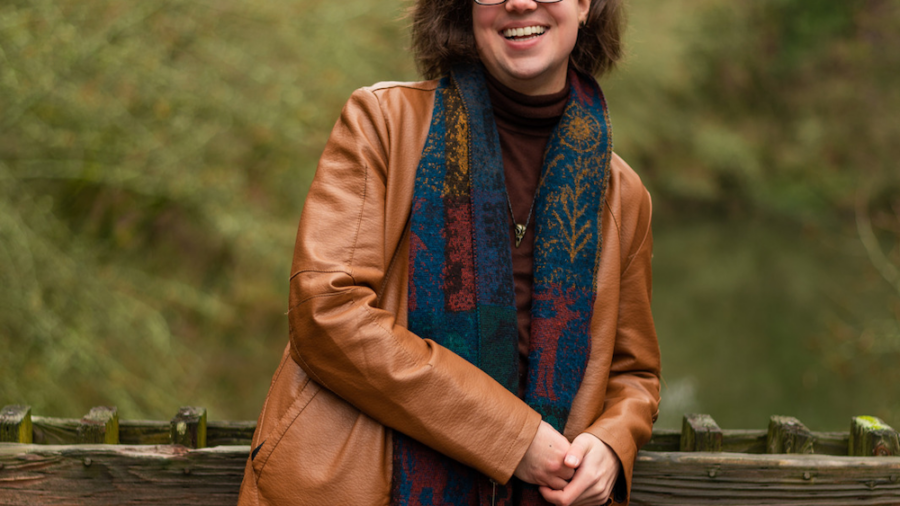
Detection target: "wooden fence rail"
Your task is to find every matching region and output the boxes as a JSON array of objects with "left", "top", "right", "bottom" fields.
[{"left": 2, "top": 405, "right": 900, "bottom": 505}]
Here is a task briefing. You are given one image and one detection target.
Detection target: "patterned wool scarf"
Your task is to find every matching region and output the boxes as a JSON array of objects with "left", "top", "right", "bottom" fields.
[{"left": 392, "top": 64, "right": 612, "bottom": 506}]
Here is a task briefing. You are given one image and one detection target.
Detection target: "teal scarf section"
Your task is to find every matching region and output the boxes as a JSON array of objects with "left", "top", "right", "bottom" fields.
[{"left": 393, "top": 63, "right": 613, "bottom": 506}]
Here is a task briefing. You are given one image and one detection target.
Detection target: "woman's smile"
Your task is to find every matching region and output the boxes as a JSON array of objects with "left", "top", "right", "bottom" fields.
[{"left": 502, "top": 25, "right": 547, "bottom": 40}]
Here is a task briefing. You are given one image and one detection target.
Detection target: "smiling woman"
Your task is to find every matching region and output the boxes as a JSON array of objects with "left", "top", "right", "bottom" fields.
[{"left": 237, "top": 0, "right": 659, "bottom": 505}]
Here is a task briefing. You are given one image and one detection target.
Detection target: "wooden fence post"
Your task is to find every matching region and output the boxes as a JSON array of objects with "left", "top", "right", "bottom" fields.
[
  {"left": 849, "top": 416, "right": 900, "bottom": 457},
  {"left": 767, "top": 415, "right": 815, "bottom": 454},
  {"left": 0, "top": 405, "right": 32, "bottom": 443},
  {"left": 77, "top": 406, "right": 119, "bottom": 444},
  {"left": 680, "top": 414, "right": 723, "bottom": 452},
  {"left": 171, "top": 407, "right": 207, "bottom": 449}
]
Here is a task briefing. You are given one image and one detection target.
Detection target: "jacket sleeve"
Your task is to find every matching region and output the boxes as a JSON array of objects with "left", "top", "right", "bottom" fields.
[
  {"left": 586, "top": 173, "right": 661, "bottom": 504},
  {"left": 286, "top": 85, "right": 542, "bottom": 484}
]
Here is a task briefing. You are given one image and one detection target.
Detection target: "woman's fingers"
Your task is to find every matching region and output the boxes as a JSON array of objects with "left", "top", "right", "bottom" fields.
[
  {"left": 538, "top": 433, "right": 619, "bottom": 506},
  {"left": 543, "top": 473, "right": 573, "bottom": 491}
]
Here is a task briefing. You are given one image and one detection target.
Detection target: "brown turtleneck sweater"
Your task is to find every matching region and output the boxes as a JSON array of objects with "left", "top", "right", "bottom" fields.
[{"left": 485, "top": 71, "right": 569, "bottom": 397}]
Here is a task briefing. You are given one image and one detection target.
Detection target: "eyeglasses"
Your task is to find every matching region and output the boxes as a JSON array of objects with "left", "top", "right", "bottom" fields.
[{"left": 474, "top": 0, "right": 564, "bottom": 5}]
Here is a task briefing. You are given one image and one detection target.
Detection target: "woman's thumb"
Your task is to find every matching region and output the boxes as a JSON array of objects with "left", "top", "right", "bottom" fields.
[{"left": 564, "top": 441, "right": 586, "bottom": 468}]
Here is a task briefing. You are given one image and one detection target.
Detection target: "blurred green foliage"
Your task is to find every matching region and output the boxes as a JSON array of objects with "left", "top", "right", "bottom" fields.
[
  {"left": 1, "top": 0, "right": 898, "bottom": 429},
  {"left": 606, "top": 0, "right": 900, "bottom": 429},
  {"left": 0, "top": 0, "right": 414, "bottom": 418}
]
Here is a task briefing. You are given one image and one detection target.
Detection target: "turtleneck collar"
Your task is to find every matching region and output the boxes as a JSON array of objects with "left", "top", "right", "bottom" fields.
[{"left": 485, "top": 69, "right": 570, "bottom": 136}]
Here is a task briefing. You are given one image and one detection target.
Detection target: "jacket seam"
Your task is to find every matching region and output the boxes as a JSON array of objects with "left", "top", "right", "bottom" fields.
[
  {"left": 621, "top": 225, "right": 650, "bottom": 276},
  {"left": 373, "top": 87, "right": 397, "bottom": 305},
  {"left": 291, "top": 327, "right": 332, "bottom": 391},
  {"left": 373, "top": 89, "right": 392, "bottom": 169},
  {"left": 379, "top": 217, "right": 412, "bottom": 301},
  {"left": 254, "top": 376, "right": 316, "bottom": 480},
  {"left": 346, "top": 162, "right": 369, "bottom": 275},
  {"left": 366, "top": 80, "right": 439, "bottom": 95},
  {"left": 358, "top": 295, "right": 419, "bottom": 366},
  {"left": 620, "top": 191, "right": 652, "bottom": 276},
  {"left": 254, "top": 349, "right": 292, "bottom": 445},
  {"left": 292, "top": 287, "right": 417, "bottom": 389},
  {"left": 290, "top": 268, "right": 355, "bottom": 282},
  {"left": 288, "top": 288, "right": 356, "bottom": 313},
  {"left": 605, "top": 199, "right": 621, "bottom": 236}
]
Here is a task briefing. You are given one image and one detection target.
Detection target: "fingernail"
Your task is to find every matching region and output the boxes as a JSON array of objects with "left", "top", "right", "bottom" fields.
[{"left": 565, "top": 455, "right": 577, "bottom": 466}]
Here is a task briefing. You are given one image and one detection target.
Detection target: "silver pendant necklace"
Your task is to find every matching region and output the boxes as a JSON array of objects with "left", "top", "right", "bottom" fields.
[{"left": 505, "top": 190, "right": 537, "bottom": 248}]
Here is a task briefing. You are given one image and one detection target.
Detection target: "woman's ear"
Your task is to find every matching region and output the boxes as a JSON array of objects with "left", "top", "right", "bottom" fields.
[{"left": 577, "top": 0, "right": 591, "bottom": 26}]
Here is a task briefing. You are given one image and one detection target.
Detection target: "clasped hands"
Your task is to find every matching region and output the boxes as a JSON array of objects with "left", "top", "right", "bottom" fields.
[{"left": 513, "top": 421, "right": 619, "bottom": 506}]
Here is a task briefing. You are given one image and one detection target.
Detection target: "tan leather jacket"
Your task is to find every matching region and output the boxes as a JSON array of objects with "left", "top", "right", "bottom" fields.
[{"left": 238, "top": 80, "right": 661, "bottom": 506}]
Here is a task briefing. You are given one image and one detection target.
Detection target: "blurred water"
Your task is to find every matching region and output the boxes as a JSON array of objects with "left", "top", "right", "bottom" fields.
[{"left": 652, "top": 215, "right": 900, "bottom": 431}]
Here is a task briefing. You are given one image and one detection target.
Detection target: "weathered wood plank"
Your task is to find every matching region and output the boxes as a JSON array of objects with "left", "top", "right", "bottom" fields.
[
  {"left": 650, "top": 429, "right": 844, "bottom": 456},
  {"left": 768, "top": 415, "right": 816, "bottom": 454},
  {"left": 33, "top": 417, "right": 257, "bottom": 446},
  {"left": 120, "top": 420, "right": 172, "bottom": 445},
  {"left": 0, "top": 405, "right": 32, "bottom": 444},
  {"left": 77, "top": 407, "right": 118, "bottom": 445},
  {"left": 20, "top": 414, "right": 858, "bottom": 456},
  {"left": 630, "top": 451, "right": 900, "bottom": 505},
  {"left": 0, "top": 444, "right": 248, "bottom": 506},
  {"left": 650, "top": 429, "right": 843, "bottom": 456},
  {"left": 681, "top": 414, "right": 723, "bottom": 452},
  {"left": 171, "top": 407, "right": 207, "bottom": 449},
  {"left": 721, "top": 429, "right": 767, "bottom": 454},
  {"left": 207, "top": 421, "right": 255, "bottom": 447},
  {"left": 851, "top": 417, "right": 900, "bottom": 457},
  {"left": 814, "top": 431, "right": 849, "bottom": 456},
  {"left": 645, "top": 429, "right": 680, "bottom": 452},
  {"left": 32, "top": 416, "right": 79, "bottom": 445},
  {"left": 26, "top": 418, "right": 837, "bottom": 453},
  {"left": 25, "top": 419, "right": 841, "bottom": 455},
  {"left": 4, "top": 445, "right": 900, "bottom": 505}
]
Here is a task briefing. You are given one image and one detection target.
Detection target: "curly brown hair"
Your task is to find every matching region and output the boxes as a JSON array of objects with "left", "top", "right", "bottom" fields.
[{"left": 410, "top": 0, "right": 624, "bottom": 79}]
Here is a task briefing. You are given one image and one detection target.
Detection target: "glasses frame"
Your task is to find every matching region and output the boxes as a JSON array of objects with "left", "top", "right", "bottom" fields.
[{"left": 474, "top": 0, "right": 564, "bottom": 5}]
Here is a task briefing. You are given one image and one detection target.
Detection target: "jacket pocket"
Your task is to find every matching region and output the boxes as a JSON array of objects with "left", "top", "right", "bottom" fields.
[
  {"left": 250, "top": 369, "right": 320, "bottom": 478},
  {"left": 254, "top": 384, "right": 391, "bottom": 506}
]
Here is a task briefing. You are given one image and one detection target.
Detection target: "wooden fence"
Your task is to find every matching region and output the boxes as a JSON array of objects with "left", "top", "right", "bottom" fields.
[{"left": 2, "top": 405, "right": 900, "bottom": 505}]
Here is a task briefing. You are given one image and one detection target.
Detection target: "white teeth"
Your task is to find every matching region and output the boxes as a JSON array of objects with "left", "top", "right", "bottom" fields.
[{"left": 503, "top": 26, "right": 545, "bottom": 39}]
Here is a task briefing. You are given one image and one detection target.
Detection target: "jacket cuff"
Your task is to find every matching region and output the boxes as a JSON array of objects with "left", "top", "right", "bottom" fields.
[{"left": 492, "top": 409, "right": 543, "bottom": 484}]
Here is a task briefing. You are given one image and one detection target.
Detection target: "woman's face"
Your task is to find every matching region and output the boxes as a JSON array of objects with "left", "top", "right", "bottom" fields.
[{"left": 473, "top": 0, "right": 590, "bottom": 96}]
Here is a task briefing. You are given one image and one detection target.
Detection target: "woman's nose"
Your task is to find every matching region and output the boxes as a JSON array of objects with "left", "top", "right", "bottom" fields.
[{"left": 505, "top": 0, "right": 538, "bottom": 13}]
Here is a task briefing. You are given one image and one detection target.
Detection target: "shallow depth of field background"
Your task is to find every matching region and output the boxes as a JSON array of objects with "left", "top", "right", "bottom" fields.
[{"left": 2, "top": 0, "right": 898, "bottom": 431}]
